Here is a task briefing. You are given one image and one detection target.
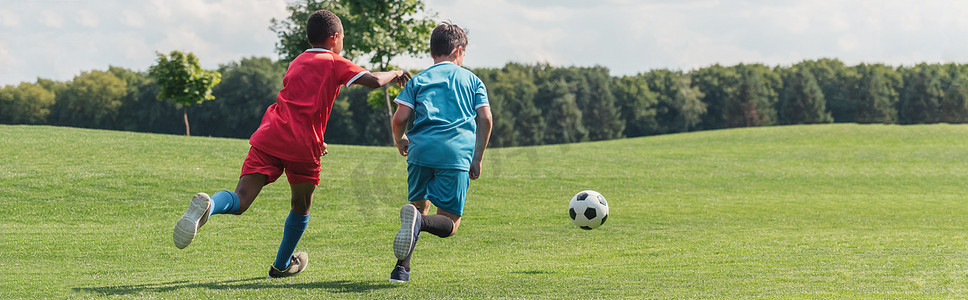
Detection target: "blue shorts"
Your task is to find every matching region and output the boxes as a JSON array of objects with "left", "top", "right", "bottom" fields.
[{"left": 407, "top": 164, "right": 469, "bottom": 216}]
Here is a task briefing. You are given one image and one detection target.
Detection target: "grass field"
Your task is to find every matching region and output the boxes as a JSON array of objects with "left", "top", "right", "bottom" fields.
[{"left": 3, "top": 124, "right": 968, "bottom": 298}]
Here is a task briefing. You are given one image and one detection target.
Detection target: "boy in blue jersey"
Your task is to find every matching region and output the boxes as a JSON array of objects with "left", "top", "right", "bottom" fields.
[{"left": 388, "top": 22, "right": 493, "bottom": 283}]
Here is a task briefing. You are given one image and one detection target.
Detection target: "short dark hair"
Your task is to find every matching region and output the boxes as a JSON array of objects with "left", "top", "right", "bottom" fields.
[
  {"left": 430, "top": 22, "right": 468, "bottom": 57},
  {"left": 307, "top": 10, "right": 342, "bottom": 46}
]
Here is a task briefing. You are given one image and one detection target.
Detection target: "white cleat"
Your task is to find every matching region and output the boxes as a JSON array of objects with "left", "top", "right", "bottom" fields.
[{"left": 173, "top": 192, "right": 212, "bottom": 249}]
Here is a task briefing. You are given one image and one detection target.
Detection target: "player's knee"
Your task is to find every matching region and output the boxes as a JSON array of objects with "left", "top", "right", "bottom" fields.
[
  {"left": 447, "top": 221, "right": 460, "bottom": 237},
  {"left": 234, "top": 202, "right": 251, "bottom": 215},
  {"left": 233, "top": 192, "right": 255, "bottom": 215},
  {"left": 435, "top": 227, "right": 457, "bottom": 238},
  {"left": 291, "top": 206, "right": 310, "bottom": 215},
  {"left": 290, "top": 198, "right": 311, "bottom": 214}
]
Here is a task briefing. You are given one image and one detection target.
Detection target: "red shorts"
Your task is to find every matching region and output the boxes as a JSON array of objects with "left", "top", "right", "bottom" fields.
[{"left": 241, "top": 146, "right": 321, "bottom": 185}]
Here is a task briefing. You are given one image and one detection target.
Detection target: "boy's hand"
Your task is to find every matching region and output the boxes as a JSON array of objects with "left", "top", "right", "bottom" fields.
[
  {"left": 320, "top": 142, "right": 329, "bottom": 157},
  {"left": 395, "top": 70, "right": 411, "bottom": 87},
  {"left": 469, "top": 159, "right": 482, "bottom": 180},
  {"left": 396, "top": 136, "right": 409, "bottom": 156},
  {"left": 356, "top": 70, "right": 411, "bottom": 89}
]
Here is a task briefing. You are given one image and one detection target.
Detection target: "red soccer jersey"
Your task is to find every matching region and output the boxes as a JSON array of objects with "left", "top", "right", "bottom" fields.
[{"left": 249, "top": 49, "right": 367, "bottom": 163}]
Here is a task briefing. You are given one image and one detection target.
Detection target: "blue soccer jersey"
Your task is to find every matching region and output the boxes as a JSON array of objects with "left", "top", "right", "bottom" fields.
[{"left": 393, "top": 62, "right": 489, "bottom": 171}]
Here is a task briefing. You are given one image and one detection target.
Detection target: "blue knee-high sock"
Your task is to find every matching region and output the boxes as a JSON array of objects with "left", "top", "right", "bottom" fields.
[
  {"left": 209, "top": 190, "right": 240, "bottom": 216},
  {"left": 273, "top": 211, "right": 309, "bottom": 270}
]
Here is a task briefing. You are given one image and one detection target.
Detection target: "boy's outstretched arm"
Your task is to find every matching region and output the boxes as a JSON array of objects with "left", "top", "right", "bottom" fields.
[
  {"left": 355, "top": 70, "right": 411, "bottom": 89},
  {"left": 470, "top": 106, "right": 492, "bottom": 180},
  {"left": 392, "top": 105, "right": 413, "bottom": 157}
]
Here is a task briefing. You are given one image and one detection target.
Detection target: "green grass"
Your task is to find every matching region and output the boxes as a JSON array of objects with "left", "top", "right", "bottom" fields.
[{"left": 3, "top": 124, "right": 968, "bottom": 298}]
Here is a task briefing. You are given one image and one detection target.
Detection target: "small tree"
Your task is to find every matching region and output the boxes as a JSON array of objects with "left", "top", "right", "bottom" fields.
[{"left": 148, "top": 51, "right": 221, "bottom": 136}]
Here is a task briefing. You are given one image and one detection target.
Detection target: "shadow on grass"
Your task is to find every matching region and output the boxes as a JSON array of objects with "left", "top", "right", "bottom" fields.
[
  {"left": 74, "top": 277, "right": 399, "bottom": 296},
  {"left": 510, "top": 270, "right": 553, "bottom": 275}
]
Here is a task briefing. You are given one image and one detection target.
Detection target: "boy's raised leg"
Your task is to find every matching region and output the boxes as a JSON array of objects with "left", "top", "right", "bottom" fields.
[
  {"left": 390, "top": 201, "right": 460, "bottom": 282},
  {"left": 393, "top": 203, "right": 422, "bottom": 260},
  {"left": 390, "top": 203, "right": 422, "bottom": 282},
  {"left": 173, "top": 174, "right": 264, "bottom": 249},
  {"left": 209, "top": 190, "right": 241, "bottom": 216}
]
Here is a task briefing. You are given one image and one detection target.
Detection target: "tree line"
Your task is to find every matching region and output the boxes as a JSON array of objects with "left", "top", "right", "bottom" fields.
[{"left": 3, "top": 58, "right": 968, "bottom": 147}]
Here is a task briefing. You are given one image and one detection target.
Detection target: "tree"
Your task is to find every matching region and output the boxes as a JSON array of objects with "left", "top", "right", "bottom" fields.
[
  {"left": 0, "top": 82, "right": 56, "bottom": 124},
  {"left": 148, "top": 51, "right": 221, "bottom": 136},
  {"left": 271, "top": 0, "right": 342, "bottom": 63},
  {"left": 725, "top": 64, "right": 779, "bottom": 127},
  {"left": 898, "top": 63, "right": 945, "bottom": 124},
  {"left": 942, "top": 71, "right": 968, "bottom": 123},
  {"left": 797, "top": 58, "right": 856, "bottom": 123},
  {"left": 580, "top": 66, "right": 625, "bottom": 141},
  {"left": 111, "top": 67, "right": 183, "bottom": 134},
  {"left": 646, "top": 69, "right": 706, "bottom": 134},
  {"left": 777, "top": 66, "right": 831, "bottom": 124},
  {"left": 476, "top": 67, "right": 518, "bottom": 147},
  {"left": 35, "top": 78, "right": 68, "bottom": 96},
  {"left": 503, "top": 64, "right": 544, "bottom": 146},
  {"left": 537, "top": 79, "right": 587, "bottom": 144},
  {"left": 194, "top": 57, "right": 285, "bottom": 138},
  {"left": 690, "top": 64, "right": 738, "bottom": 131},
  {"left": 271, "top": 0, "right": 436, "bottom": 142},
  {"left": 644, "top": 69, "right": 677, "bottom": 134},
  {"left": 272, "top": 0, "right": 435, "bottom": 68},
  {"left": 674, "top": 75, "right": 707, "bottom": 132},
  {"left": 852, "top": 63, "right": 900, "bottom": 123},
  {"left": 611, "top": 74, "right": 658, "bottom": 137},
  {"left": 49, "top": 70, "right": 127, "bottom": 129},
  {"left": 493, "top": 63, "right": 545, "bottom": 146},
  {"left": 327, "top": 85, "right": 372, "bottom": 145}
]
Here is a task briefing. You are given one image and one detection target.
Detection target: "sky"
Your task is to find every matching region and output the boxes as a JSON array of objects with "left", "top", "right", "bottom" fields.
[{"left": 2, "top": 0, "right": 968, "bottom": 86}]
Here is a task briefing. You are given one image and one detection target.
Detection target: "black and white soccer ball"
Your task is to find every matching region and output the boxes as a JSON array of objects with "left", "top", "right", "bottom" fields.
[{"left": 568, "top": 190, "right": 608, "bottom": 230}]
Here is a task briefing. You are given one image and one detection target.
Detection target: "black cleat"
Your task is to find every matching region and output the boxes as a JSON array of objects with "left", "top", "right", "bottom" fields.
[{"left": 389, "top": 265, "right": 410, "bottom": 283}]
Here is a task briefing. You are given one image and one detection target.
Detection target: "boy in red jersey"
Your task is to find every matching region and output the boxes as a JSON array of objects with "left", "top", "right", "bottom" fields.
[{"left": 172, "top": 10, "right": 410, "bottom": 278}]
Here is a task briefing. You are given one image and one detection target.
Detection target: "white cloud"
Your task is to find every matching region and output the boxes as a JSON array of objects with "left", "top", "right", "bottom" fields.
[
  {"left": 121, "top": 10, "right": 145, "bottom": 28},
  {"left": 151, "top": 0, "right": 213, "bottom": 20},
  {"left": 416, "top": 0, "right": 576, "bottom": 69},
  {"left": 0, "top": 9, "right": 19, "bottom": 27},
  {"left": 138, "top": 0, "right": 287, "bottom": 67},
  {"left": 517, "top": 4, "right": 573, "bottom": 23},
  {"left": 0, "top": 44, "right": 9, "bottom": 71},
  {"left": 148, "top": 0, "right": 174, "bottom": 20},
  {"left": 837, "top": 34, "right": 859, "bottom": 52},
  {"left": 117, "top": 34, "right": 153, "bottom": 62},
  {"left": 4, "top": 0, "right": 968, "bottom": 85},
  {"left": 158, "top": 29, "right": 212, "bottom": 55},
  {"left": 38, "top": 10, "right": 63, "bottom": 28},
  {"left": 77, "top": 9, "right": 98, "bottom": 28}
]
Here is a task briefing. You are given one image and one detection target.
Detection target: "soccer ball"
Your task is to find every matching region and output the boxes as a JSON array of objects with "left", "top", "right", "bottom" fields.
[{"left": 568, "top": 190, "right": 608, "bottom": 230}]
